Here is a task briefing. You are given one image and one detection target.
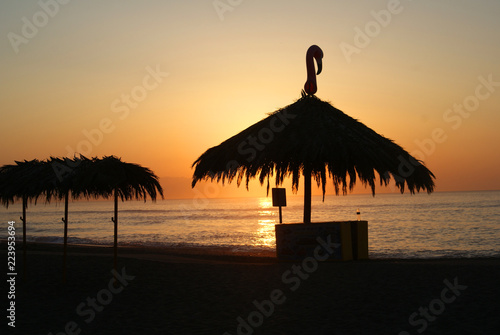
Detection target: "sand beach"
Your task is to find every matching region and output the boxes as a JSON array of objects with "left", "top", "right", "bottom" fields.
[{"left": 3, "top": 242, "right": 500, "bottom": 335}]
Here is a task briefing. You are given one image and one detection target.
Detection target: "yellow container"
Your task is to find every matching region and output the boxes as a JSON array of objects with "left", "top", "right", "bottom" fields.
[{"left": 350, "top": 220, "right": 369, "bottom": 260}]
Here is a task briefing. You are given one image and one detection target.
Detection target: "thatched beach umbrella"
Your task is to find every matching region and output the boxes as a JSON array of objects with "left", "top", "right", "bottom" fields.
[
  {"left": 46, "top": 156, "right": 81, "bottom": 282},
  {"left": 0, "top": 159, "right": 57, "bottom": 278},
  {"left": 1, "top": 160, "right": 37, "bottom": 278},
  {"left": 192, "top": 45, "right": 434, "bottom": 223},
  {"left": 73, "top": 155, "right": 164, "bottom": 273}
]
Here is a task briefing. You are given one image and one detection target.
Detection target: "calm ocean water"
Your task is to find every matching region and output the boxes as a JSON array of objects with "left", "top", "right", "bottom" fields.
[{"left": 1, "top": 191, "right": 499, "bottom": 259}]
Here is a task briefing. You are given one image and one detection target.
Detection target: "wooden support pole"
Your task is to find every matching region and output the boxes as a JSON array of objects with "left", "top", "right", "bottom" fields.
[
  {"left": 21, "top": 195, "right": 27, "bottom": 280},
  {"left": 112, "top": 190, "right": 118, "bottom": 280},
  {"left": 303, "top": 167, "right": 311, "bottom": 224},
  {"left": 62, "top": 191, "right": 69, "bottom": 283}
]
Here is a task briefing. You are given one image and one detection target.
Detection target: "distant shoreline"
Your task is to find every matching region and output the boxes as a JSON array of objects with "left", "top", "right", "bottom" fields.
[
  {"left": 2, "top": 240, "right": 500, "bottom": 264},
  {"left": 0, "top": 240, "right": 277, "bottom": 264}
]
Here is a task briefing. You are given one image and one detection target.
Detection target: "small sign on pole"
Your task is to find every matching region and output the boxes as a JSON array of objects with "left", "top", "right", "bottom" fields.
[{"left": 272, "top": 188, "right": 286, "bottom": 223}]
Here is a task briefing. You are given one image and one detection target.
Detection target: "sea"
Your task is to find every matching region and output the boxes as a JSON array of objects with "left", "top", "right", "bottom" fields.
[{"left": 1, "top": 190, "right": 499, "bottom": 259}]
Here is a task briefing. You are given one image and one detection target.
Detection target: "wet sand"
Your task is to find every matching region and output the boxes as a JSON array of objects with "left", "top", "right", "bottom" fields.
[{"left": 3, "top": 242, "right": 500, "bottom": 335}]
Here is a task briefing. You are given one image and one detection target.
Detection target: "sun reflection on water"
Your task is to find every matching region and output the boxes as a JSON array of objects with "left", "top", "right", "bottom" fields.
[
  {"left": 258, "top": 198, "right": 272, "bottom": 209},
  {"left": 255, "top": 198, "right": 277, "bottom": 247}
]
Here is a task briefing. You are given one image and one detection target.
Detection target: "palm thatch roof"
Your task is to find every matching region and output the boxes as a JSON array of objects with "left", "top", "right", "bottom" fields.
[
  {"left": 72, "top": 155, "right": 163, "bottom": 201},
  {"left": 0, "top": 157, "right": 85, "bottom": 207},
  {"left": 0, "top": 159, "right": 50, "bottom": 207},
  {"left": 192, "top": 93, "right": 435, "bottom": 199},
  {"left": 0, "top": 155, "right": 163, "bottom": 209}
]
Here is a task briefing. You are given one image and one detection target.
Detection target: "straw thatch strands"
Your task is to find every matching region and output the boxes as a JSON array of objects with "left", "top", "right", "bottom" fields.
[
  {"left": 73, "top": 156, "right": 163, "bottom": 202},
  {"left": 192, "top": 93, "right": 435, "bottom": 223}
]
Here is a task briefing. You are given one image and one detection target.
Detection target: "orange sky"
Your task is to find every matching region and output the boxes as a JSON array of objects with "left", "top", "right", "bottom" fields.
[{"left": 1, "top": 1, "right": 499, "bottom": 199}]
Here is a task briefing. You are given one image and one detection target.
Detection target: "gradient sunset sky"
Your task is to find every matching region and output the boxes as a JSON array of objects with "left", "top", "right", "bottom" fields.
[{"left": 1, "top": 0, "right": 499, "bottom": 199}]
